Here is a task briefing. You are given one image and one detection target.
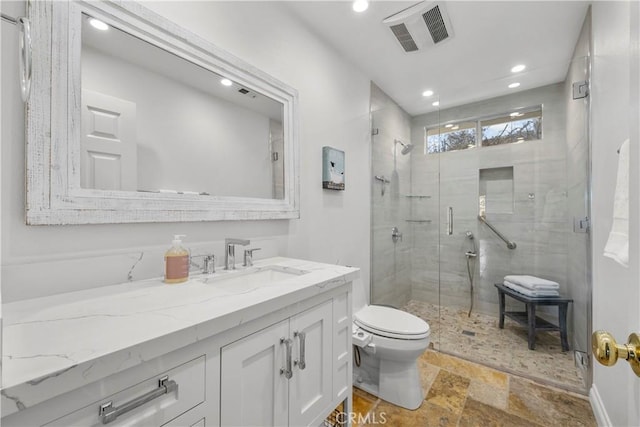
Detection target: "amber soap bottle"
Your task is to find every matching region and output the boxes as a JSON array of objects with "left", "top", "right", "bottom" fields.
[{"left": 164, "top": 235, "right": 189, "bottom": 284}]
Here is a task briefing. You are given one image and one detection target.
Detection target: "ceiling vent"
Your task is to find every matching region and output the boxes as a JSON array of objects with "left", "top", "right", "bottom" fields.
[{"left": 383, "top": 2, "right": 454, "bottom": 53}]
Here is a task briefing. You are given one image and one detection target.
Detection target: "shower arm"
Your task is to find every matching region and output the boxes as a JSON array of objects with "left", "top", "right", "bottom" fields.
[{"left": 477, "top": 215, "right": 517, "bottom": 250}]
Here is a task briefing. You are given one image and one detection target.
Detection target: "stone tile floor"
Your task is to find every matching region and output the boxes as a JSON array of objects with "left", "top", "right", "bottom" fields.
[
  {"left": 351, "top": 350, "right": 596, "bottom": 427},
  {"left": 403, "top": 300, "right": 586, "bottom": 393}
]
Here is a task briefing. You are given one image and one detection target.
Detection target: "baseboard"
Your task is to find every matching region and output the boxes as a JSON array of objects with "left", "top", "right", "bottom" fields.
[{"left": 590, "top": 384, "right": 612, "bottom": 427}]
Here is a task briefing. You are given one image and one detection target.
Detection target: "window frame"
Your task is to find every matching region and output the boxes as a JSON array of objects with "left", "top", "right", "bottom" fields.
[{"left": 424, "top": 105, "right": 543, "bottom": 154}]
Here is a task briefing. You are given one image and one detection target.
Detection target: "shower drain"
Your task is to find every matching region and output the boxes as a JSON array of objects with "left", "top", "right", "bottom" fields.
[{"left": 462, "top": 330, "right": 476, "bottom": 337}]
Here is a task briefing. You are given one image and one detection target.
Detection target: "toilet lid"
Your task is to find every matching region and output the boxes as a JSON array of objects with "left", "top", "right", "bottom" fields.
[{"left": 354, "top": 305, "right": 430, "bottom": 340}]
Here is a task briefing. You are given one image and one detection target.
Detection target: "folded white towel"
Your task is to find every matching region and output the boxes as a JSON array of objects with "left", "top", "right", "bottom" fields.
[
  {"left": 503, "top": 275, "right": 559, "bottom": 290},
  {"left": 503, "top": 281, "right": 560, "bottom": 297},
  {"left": 604, "top": 139, "right": 629, "bottom": 268}
]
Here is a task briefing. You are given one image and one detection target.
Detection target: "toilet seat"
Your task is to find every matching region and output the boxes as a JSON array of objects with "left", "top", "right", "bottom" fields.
[{"left": 354, "top": 305, "right": 430, "bottom": 340}]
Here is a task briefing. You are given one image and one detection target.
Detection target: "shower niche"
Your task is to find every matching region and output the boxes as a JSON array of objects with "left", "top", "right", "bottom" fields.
[{"left": 479, "top": 166, "right": 514, "bottom": 216}]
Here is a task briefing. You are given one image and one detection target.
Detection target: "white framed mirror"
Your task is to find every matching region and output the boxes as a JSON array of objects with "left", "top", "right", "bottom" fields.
[{"left": 26, "top": 1, "right": 299, "bottom": 224}]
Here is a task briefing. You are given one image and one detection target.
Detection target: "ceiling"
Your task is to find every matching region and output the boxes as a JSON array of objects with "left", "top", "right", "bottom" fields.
[{"left": 286, "top": 1, "right": 590, "bottom": 116}]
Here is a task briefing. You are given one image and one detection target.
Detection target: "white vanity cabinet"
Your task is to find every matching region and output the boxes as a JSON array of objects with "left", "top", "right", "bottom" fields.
[
  {"left": 1, "top": 259, "right": 356, "bottom": 427},
  {"left": 221, "top": 300, "right": 334, "bottom": 427}
]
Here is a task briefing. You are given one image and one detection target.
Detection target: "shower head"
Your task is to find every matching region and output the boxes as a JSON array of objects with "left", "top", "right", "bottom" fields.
[
  {"left": 466, "top": 231, "right": 474, "bottom": 239},
  {"left": 394, "top": 139, "right": 414, "bottom": 155}
]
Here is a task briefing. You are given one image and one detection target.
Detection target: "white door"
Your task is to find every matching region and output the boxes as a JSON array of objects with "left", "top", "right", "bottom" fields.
[
  {"left": 221, "top": 320, "right": 289, "bottom": 427},
  {"left": 590, "top": 2, "right": 640, "bottom": 425},
  {"left": 81, "top": 90, "right": 137, "bottom": 191},
  {"left": 289, "top": 301, "right": 333, "bottom": 427}
]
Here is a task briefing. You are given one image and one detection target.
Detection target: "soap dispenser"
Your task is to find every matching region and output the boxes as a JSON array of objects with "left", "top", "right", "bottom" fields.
[{"left": 164, "top": 235, "right": 190, "bottom": 284}]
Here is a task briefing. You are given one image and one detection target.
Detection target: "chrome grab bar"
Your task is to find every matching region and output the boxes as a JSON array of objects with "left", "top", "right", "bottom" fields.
[
  {"left": 280, "top": 338, "right": 293, "bottom": 379},
  {"left": 294, "top": 331, "right": 306, "bottom": 370},
  {"left": 478, "top": 215, "right": 517, "bottom": 250},
  {"left": 99, "top": 376, "right": 178, "bottom": 424}
]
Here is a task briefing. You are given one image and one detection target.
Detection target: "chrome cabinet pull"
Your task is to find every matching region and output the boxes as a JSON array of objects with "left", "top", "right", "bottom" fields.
[
  {"left": 98, "top": 376, "right": 178, "bottom": 424},
  {"left": 280, "top": 338, "right": 293, "bottom": 379},
  {"left": 294, "top": 331, "right": 306, "bottom": 370},
  {"left": 447, "top": 207, "right": 454, "bottom": 235},
  {"left": 17, "top": 17, "right": 32, "bottom": 102}
]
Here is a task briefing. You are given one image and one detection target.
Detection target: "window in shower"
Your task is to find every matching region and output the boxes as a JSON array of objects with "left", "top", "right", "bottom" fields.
[
  {"left": 426, "top": 120, "right": 477, "bottom": 153},
  {"left": 481, "top": 107, "right": 542, "bottom": 146},
  {"left": 425, "top": 106, "right": 543, "bottom": 154}
]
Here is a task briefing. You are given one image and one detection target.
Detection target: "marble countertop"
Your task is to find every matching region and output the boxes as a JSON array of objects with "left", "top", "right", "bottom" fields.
[{"left": 1, "top": 257, "right": 359, "bottom": 416}]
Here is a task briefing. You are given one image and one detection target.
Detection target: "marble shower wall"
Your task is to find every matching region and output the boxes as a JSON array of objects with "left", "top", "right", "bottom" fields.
[
  {"left": 370, "top": 83, "right": 412, "bottom": 308},
  {"left": 410, "top": 83, "right": 571, "bottom": 319}
]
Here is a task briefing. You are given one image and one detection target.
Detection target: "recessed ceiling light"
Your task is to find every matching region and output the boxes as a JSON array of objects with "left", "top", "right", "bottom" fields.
[
  {"left": 432, "top": 101, "right": 440, "bottom": 107},
  {"left": 445, "top": 124, "right": 453, "bottom": 128},
  {"left": 511, "top": 64, "right": 526, "bottom": 73},
  {"left": 220, "top": 78, "right": 233, "bottom": 87},
  {"left": 89, "top": 18, "right": 109, "bottom": 31},
  {"left": 508, "top": 82, "right": 520, "bottom": 89},
  {"left": 353, "top": 0, "right": 369, "bottom": 12},
  {"left": 422, "top": 90, "right": 434, "bottom": 97}
]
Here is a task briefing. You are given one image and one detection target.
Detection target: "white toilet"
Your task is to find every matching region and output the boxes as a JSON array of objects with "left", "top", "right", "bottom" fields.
[{"left": 351, "top": 281, "right": 430, "bottom": 410}]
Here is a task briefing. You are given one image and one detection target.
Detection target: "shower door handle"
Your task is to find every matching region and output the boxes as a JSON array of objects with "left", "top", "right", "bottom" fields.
[{"left": 447, "top": 207, "right": 454, "bottom": 235}]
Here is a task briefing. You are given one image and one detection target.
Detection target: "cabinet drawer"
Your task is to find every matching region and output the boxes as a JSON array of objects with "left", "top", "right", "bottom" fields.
[{"left": 44, "top": 356, "right": 205, "bottom": 427}]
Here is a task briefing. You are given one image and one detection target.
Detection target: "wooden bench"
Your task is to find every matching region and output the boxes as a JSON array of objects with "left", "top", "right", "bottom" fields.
[{"left": 494, "top": 283, "right": 573, "bottom": 351}]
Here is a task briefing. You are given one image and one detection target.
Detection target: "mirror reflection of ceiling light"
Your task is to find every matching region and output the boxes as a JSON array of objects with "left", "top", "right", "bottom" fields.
[
  {"left": 89, "top": 18, "right": 109, "bottom": 31},
  {"left": 511, "top": 64, "right": 526, "bottom": 73},
  {"left": 422, "top": 90, "right": 434, "bottom": 97},
  {"left": 220, "top": 78, "right": 233, "bottom": 87},
  {"left": 432, "top": 101, "right": 440, "bottom": 106},
  {"left": 353, "top": 0, "right": 369, "bottom": 12},
  {"left": 508, "top": 82, "right": 520, "bottom": 89}
]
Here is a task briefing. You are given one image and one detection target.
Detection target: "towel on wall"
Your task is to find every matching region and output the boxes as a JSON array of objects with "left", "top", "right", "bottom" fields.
[
  {"left": 503, "top": 275, "right": 559, "bottom": 290},
  {"left": 503, "top": 281, "right": 560, "bottom": 297},
  {"left": 604, "top": 139, "right": 629, "bottom": 268}
]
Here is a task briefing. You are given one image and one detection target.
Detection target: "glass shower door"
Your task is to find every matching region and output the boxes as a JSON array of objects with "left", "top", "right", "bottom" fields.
[{"left": 430, "top": 56, "right": 591, "bottom": 392}]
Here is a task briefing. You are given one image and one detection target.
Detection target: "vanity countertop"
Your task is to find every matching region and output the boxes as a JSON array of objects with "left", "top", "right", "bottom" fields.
[{"left": 1, "top": 257, "right": 358, "bottom": 416}]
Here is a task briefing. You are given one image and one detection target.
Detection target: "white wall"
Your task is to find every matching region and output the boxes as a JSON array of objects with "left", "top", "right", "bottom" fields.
[
  {"left": 1, "top": 1, "right": 371, "bottom": 302},
  {"left": 590, "top": 1, "right": 640, "bottom": 426}
]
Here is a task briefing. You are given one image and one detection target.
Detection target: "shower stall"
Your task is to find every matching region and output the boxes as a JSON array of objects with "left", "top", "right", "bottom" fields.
[{"left": 370, "top": 54, "right": 591, "bottom": 394}]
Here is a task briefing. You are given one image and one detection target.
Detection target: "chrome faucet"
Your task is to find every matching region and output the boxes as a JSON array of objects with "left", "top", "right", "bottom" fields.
[
  {"left": 243, "top": 248, "right": 261, "bottom": 267},
  {"left": 225, "top": 238, "right": 250, "bottom": 270},
  {"left": 190, "top": 254, "right": 216, "bottom": 274}
]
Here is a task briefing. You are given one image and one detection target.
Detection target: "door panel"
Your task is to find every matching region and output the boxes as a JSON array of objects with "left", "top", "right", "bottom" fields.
[
  {"left": 289, "top": 301, "right": 333, "bottom": 427},
  {"left": 81, "top": 89, "right": 137, "bottom": 190},
  {"left": 221, "top": 320, "right": 289, "bottom": 427}
]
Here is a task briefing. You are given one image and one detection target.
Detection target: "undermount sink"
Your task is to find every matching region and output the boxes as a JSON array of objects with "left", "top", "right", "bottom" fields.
[{"left": 199, "top": 265, "right": 308, "bottom": 293}]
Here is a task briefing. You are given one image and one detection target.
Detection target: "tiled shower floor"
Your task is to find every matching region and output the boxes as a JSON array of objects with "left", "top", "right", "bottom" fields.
[{"left": 402, "top": 300, "right": 587, "bottom": 393}]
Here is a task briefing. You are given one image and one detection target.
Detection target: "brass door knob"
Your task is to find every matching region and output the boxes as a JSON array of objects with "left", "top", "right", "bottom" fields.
[{"left": 592, "top": 330, "right": 640, "bottom": 377}]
